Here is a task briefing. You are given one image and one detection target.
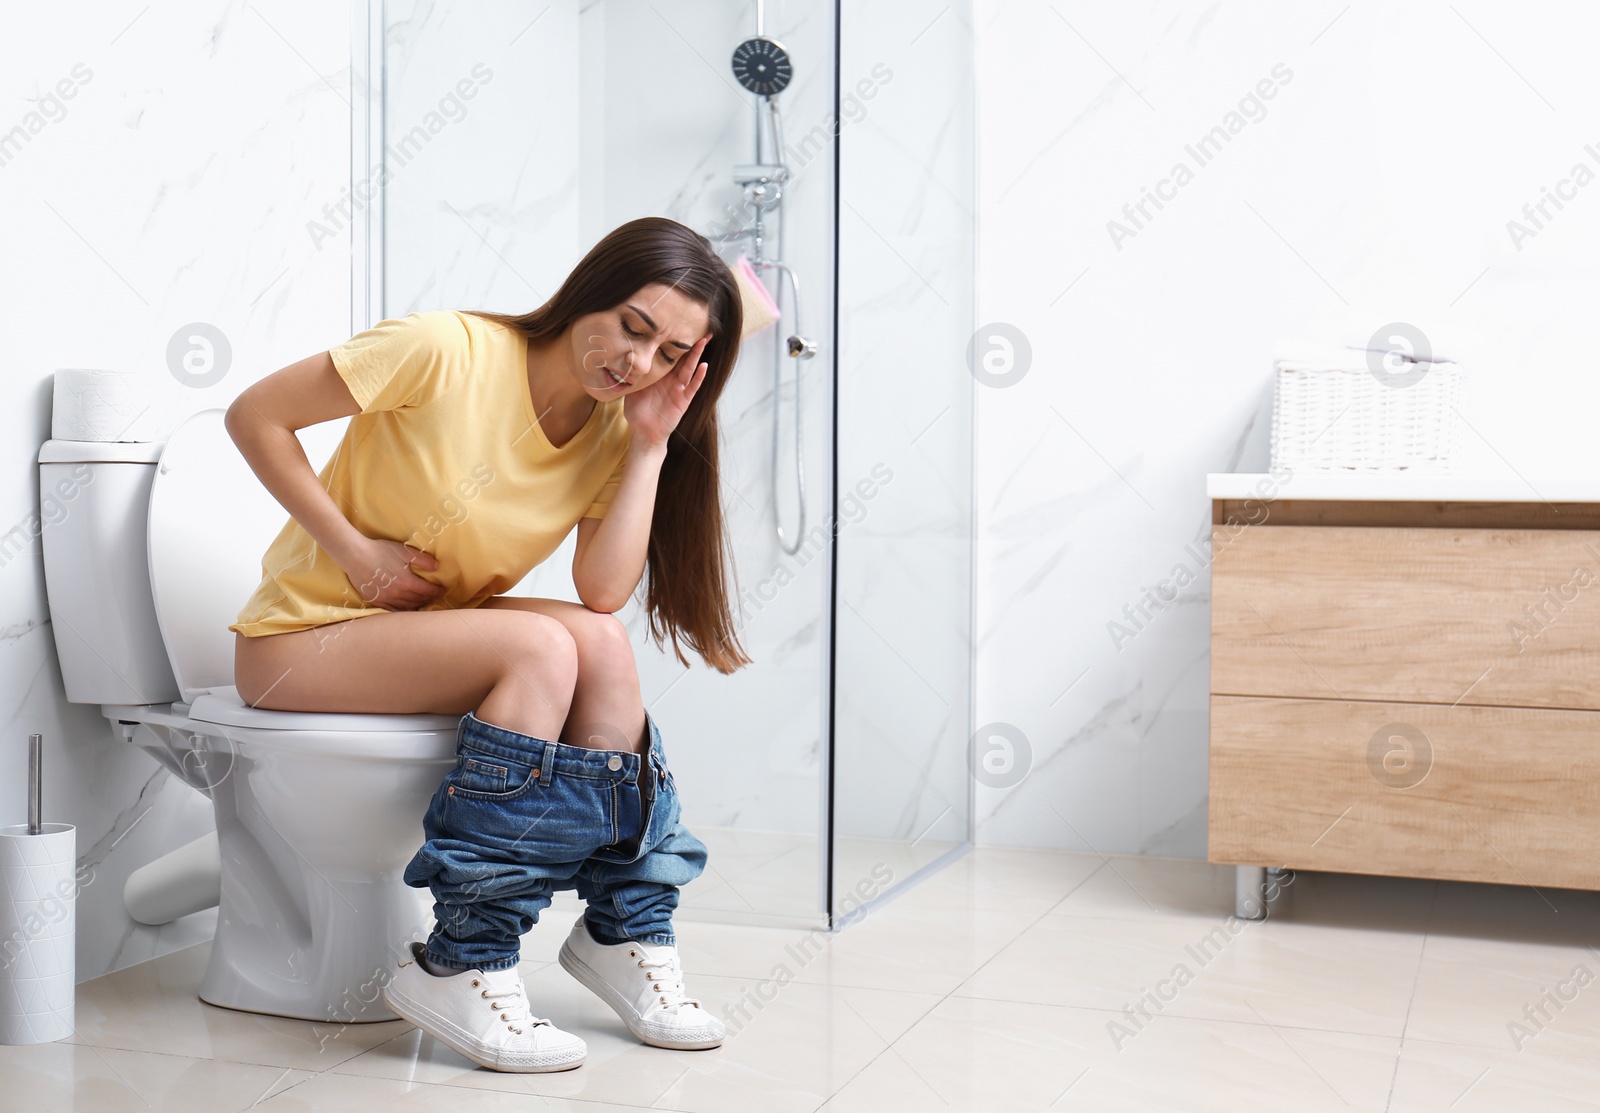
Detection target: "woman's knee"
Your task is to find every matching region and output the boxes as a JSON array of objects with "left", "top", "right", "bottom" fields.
[
  {"left": 495, "top": 611, "right": 580, "bottom": 691},
  {"left": 566, "top": 609, "right": 638, "bottom": 683}
]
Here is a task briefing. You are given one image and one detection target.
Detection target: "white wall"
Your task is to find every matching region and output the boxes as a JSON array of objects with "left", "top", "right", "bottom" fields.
[
  {"left": 0, "top": 0, "right": 355, "bottom": 977},
  {"left": 972, "top": 0, "right": 1600, "bottom": 856}
]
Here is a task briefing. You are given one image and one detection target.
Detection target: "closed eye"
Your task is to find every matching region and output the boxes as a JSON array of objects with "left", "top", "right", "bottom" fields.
[{"left": 623, "top": 317, "right": 676, "bottom": 361}]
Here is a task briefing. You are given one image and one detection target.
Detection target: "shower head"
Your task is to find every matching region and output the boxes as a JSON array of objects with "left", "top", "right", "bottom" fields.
[{"left": 731, "top": 37, "right": 792, "bottom": 96}]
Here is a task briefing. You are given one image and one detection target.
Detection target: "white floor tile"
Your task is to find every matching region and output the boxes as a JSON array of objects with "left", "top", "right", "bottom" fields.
[
  {"left": 1403, "top": 929, "right": 1600, "bottom": 1057},
  {"left": 252, "top": 1070, "right": 660, "bottom": 1111},
  {"left": 956, "top": 902, "right": 1427, "bottom": 1037},
  {"left": 823, "top": 996, "right": 1400, "bottom": 1112},
  {"left": 67, "top": 941, "right": 410, "bottom": 1071},
  {"left": 1388, "top": 1037, "right": 1600, "bottom": 1113},
  {"left": 0, "top": 1041, "right": 312, "bottom": 1112}
]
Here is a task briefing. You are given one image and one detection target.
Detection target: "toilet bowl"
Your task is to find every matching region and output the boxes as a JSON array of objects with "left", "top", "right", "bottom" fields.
[{"left": 39, "top": 409, "right": 461, "bottom": 1023}]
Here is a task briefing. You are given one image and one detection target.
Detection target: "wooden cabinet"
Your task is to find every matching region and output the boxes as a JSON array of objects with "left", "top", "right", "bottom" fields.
[{"left": 1207, "top": 493, "right": 1600, "bottom": 909}]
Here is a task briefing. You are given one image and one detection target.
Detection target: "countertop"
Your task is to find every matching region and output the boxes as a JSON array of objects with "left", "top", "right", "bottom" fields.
[{"left": 1206, "top": 471, "right": 1600, "bottom": 503}]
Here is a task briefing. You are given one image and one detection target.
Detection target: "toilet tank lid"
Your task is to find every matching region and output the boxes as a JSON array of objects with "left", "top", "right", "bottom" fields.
[{"left": 39, "top": 439, "right": 165, "bottom": 464}]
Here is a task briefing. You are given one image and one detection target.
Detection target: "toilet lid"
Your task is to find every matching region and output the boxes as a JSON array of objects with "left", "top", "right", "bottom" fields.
[
  {"left": 189, "top": 685, "right": 462, "bottom": 735},
  {"left": 147, "top": 410, "right": 464, "bottom": 735},
  {"left": 147, "top": 410, "right": 290, "bottom": 702}
]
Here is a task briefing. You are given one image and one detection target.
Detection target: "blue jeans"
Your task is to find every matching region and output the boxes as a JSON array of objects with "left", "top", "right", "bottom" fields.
[{"left": 402, "top": 710, "right": 707, "bottom": 972}]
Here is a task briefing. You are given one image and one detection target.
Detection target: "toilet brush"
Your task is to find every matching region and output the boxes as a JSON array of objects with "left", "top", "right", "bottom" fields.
[{"left": 28, "top": 734, "right": 40, "bottom": 834}]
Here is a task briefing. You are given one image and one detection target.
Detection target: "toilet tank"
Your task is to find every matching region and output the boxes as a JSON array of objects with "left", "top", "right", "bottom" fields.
[{"left": 37, "top": 440, "right": 181, "bottom": 706}]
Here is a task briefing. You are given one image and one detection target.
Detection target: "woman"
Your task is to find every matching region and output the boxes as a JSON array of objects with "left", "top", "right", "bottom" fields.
[{"left": 226, "top": 217, "right": 748, "bottom": 1073}]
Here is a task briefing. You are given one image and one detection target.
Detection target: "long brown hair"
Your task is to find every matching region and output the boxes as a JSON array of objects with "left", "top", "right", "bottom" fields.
[{"left": 469, "top": 217, "right": 750, "bottom": 674}]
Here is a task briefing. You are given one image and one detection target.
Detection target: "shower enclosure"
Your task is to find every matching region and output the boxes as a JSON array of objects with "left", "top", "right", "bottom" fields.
[{"left": 353, "top": 0, "right": 975, "bottom": 928}]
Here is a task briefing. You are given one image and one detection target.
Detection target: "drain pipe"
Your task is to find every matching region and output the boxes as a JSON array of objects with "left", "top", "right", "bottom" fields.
[{"left": 124, "top": 831, "right": 221, "bottom": 925}]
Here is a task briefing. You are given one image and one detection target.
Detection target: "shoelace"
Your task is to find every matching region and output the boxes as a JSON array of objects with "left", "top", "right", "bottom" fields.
[
  {"left": 475, "top": 975, "right": 552, "bottom": 1036},
  {"left": 628, "top": 945, "right": 703, "bottom": 1012}
]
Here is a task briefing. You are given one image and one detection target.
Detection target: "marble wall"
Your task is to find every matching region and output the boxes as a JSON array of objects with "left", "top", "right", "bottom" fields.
[
  {"left": 971, "top": 0, "right": 1600, "bottom": 857},
  {"left": 381, "top": 0, "right": 584, "bottom": 316},
  {"left": 1, "top": 2, "right": 357, "bottom": 977}
]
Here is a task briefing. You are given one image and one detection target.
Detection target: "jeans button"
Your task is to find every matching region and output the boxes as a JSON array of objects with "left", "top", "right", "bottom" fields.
[{"left": 607, "top": 755, "right": 622, "bottom": 771}]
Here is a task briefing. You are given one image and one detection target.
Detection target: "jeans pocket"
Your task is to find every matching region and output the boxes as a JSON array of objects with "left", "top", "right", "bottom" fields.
[{"left": 449, "top": 744, "right": 538, "bottom": 800}]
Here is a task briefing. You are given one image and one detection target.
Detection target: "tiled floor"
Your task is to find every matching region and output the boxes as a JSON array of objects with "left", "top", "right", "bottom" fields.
[
  {"left": 3, "top": 848, "right": 1598, "bottom": 1111},
  {"left": 668, "top": 826, "right": 961, "bottom": 928}
]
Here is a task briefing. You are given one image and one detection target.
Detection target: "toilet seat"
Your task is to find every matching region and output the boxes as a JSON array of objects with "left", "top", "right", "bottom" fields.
[
  {"left": 189, "top": 685, "right": 461, "bottom": 732},
  {"left": 189, "top": 685, "right": 461, "bottom": 742}
]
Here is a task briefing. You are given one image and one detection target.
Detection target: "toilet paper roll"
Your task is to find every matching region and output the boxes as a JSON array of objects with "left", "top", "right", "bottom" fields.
[
  {"left": 0, "top": 823, "right": 77, "bottom": 1045},
  {"left": 52, "top": 368, "right": 172, "bottom": 442}
]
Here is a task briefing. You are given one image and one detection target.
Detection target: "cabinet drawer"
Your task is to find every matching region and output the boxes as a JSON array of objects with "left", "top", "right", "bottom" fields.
[
  {"left": 1209, "top": 695, "right": 1600, "bottom": 890},
  {"left": 1211, "top": 524, "right": 1600, "bottom": 710}
]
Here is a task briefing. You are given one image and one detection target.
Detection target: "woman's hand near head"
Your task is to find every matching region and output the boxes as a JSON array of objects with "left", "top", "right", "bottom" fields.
[
  {"left": 624, "top": 333, "right": 712, "bottom": 451},
  {"left": 333, "top": 536, "right": 446, "bottom": 611}
]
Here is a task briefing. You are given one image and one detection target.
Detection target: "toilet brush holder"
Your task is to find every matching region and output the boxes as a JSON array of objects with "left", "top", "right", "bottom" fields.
[
  {"left": 0, "top": 823, "right": 77, "bottom": 1043},
  {"left": 0, "top": 732, "right": 76, "bottom": 1044}
]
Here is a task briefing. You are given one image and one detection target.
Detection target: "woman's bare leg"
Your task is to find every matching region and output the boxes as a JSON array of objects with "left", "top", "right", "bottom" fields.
[
  {"left": 479, "top": 598, "right": 647, "bottom": 752},
  {"left": 233, "top": 606, "right": 580, "bottom": 743}
]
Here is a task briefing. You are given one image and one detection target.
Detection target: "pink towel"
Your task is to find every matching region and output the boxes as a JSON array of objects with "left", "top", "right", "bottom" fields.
[{"left": 732, "top": 255, "right": 781, "bottom": 338}]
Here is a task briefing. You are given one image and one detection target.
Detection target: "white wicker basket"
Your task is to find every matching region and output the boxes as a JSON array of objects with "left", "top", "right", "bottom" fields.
[{"left": 1269, "top": 355, "right": 1464, "bottom": 472}]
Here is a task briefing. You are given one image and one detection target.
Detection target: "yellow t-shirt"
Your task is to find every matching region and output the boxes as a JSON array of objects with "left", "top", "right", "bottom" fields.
[{"left": 229, "top": 309, "right": 630, "bottom": 637}]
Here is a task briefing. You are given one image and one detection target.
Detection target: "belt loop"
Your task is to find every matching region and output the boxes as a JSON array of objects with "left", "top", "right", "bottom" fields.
[{"left": 539, "top": 738, "right": 557, "bottom": 786}]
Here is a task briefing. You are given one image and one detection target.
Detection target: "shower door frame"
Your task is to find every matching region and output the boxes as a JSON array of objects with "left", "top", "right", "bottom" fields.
[{"left": 348, "top": 0, "right": 384, "bottom": 338}]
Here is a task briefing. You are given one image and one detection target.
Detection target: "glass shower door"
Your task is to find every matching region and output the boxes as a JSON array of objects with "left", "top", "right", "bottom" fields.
[
  {"left": 377, "top": 0, "right": 838, "bottom": 929},
  {"left": 369, "top": 0, "right": 975, "bottom": 932},
  {"left": 831, "top": 0, "right": 977, "bottom": 921}
]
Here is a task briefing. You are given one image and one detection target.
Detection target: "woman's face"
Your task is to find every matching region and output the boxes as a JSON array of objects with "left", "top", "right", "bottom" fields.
[{"left": 568, "top": 282, "right": 712, "bottom": 401}]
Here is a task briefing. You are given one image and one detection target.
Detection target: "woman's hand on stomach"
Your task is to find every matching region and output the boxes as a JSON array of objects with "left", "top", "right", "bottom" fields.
[{"left": 336, "top": 536, "right": 447, "bottom": 611}]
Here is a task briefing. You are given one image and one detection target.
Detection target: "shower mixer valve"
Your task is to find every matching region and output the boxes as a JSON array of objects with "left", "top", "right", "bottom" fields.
[{"left": 734, "top": 165, "right": 788, "bottom": 211}]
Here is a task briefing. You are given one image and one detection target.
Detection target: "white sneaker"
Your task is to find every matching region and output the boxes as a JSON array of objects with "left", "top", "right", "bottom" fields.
[
  {"left": 557, "top": 916, "right": 725, "bottom": 1050},
  {"left": 381, "top": 942, "right": 586, "bottom": 1072}
]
